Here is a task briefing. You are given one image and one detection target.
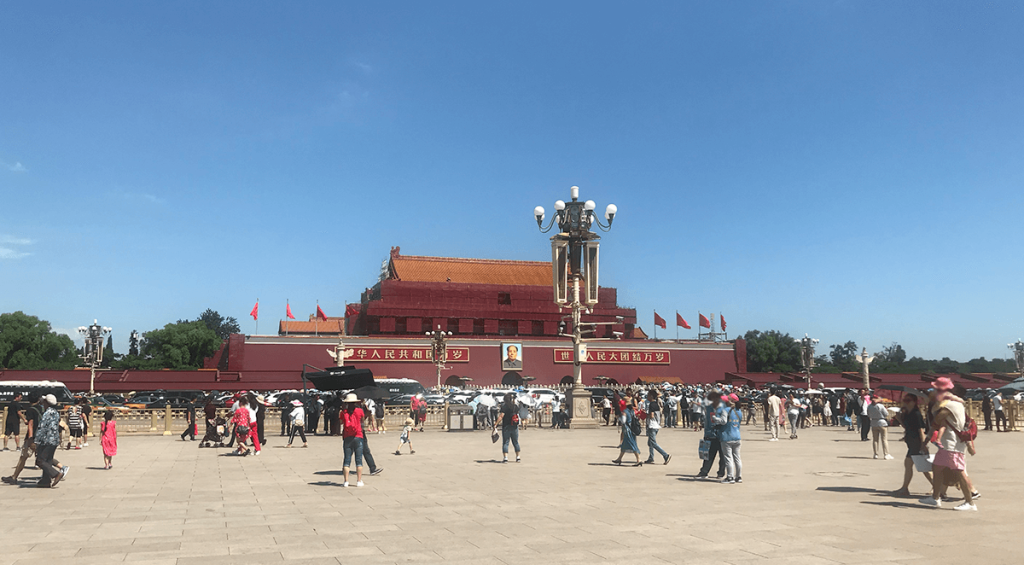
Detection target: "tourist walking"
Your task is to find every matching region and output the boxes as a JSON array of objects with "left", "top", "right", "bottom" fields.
[
  {"left": 786, "top": 394, "right": 800, "bottom": 440},
  {"left": 697, "top": 391, "right": 726, "bottom": 479},
  {"left": 767, "top": 389, "right": 781, "bottom": 441},
  {"left": 601, "top": 396, "right": 612, "bottom": 426},
  {"left": 981, "top": 394, "right": 993, "bottom": 431},
  {"left": 992, "top": 392, "right": 1007, "bottom": 432},
  {"left": 867, "top": 392, "right": 892, "bottom": 460},
  {"left": 496, "top": 392, "right": 521, "bottom": 463},
  {"left": 857, "top": 388, "right": 871, "bottom": 441},
  {"left": 100, "top": 410, "right": 117, "bottom": 469},
  {"left": 644, "top": 391, "right": 671, "bottom": 465},
  {"left": 3, "top": 395, "right": 61, "bottom": 486},
  {"left": 79, "top": 398, "right": 92, "bottom": 447},
  {"left": 373, "top": 398, "right": 386, "bottom": 433},
  {"left": 287, "top": 399, "right": 308, "bottom": 447},
  {"left": 721, "top": 393, "right": 743, "bottom": 484},
  {"left": 180, "top": 400, "right": 197, "bottom": 441},
  {"left": 341, "top": 393, "right": 366, "bottom": 487},
  {"left": 35, "top": 395, "right": 69, "bottom": 488},
  {"left": 892, "top": 394, "right": 931, "bottom": 497},
  {"left": 231, "top": 397, "right": 253, "bottom": 456},
  {"left": 3, "top": 392, "right": 25, "bottom": 451},
  {"left": 67, "top": 403, "right": 84, "bottom": 450},
  {"left": 920, "top": 379, "right": 976, "bottom": 511},
  {"left": 612, "top": 400, "right": 642, "bottom": 466},
  {"left": 396, "top": 418, "right": 415, "bottom": 455}
]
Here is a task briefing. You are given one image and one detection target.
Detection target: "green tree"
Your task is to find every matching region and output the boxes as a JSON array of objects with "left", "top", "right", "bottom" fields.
[
  {"left": 828, "top": 341, "right": 859, "bottom": 371},
  {"left": 196, "top": 309, "right": 240, "bottom": 340},
  {"left": 744, "top": 329, "right": 802, "bottom": 373},
  {"left": 102, "top": 335, "right": 116, "bottom": 367},
  {"left": 128, "top": 330, "right": 140, "bottom": 357},
  {"left": 139, "top": 320, "right": 222, "bottom": 369},
  {"left": 0, "top": 311, "right": 81, "bottom": 370}
]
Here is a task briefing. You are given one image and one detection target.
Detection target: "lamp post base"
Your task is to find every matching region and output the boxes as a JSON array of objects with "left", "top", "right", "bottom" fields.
[{"left": 566, "top": 384, "right": 598, "bottom": 429}]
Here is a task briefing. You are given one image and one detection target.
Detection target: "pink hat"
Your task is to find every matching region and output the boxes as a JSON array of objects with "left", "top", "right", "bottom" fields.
[
  {"left": 931, "top": 377, "right": 954, "bottom": 391},
  {"left": 728, "top": 393, "right": 739, "bottom": 403}
]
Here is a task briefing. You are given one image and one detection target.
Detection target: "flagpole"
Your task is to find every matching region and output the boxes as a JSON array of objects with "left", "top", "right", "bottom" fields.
[
  {"left": 698, "top": 311, "right": 701, "bottom": 341},
  {"left": 286, "top": 300, "right": 289, "bottom": 336},
  {"left": 675, "top": 310, "right": 679, "bottom": 342},
  {"left": 255, "top": 298, "right": 259, "bottom": 336},
  {"left": 316, "top": 299, "right": 319, "bottom": 337},
  {"left": 653, "top": 310, "right": 656, "bottom": 340}
]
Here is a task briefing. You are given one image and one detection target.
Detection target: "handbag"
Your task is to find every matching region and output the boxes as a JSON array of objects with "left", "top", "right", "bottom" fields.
[
  {"left": 698, "top": 439, "right": 711, "bottom": 460},
  {"left": 491, "top": 430, "right": 500, "bottom": 443}
]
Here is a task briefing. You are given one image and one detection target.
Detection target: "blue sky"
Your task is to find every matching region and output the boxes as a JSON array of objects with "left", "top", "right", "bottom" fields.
[{"left": 1, "top": 2, "right": 1022, "bottom": 362}]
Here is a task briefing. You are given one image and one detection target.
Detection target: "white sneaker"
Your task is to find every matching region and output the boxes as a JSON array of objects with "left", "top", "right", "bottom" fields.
[
  {"left": 342, "top": 482, "right": 349, "bottom": 488},
  {"left": 873, "top": 455, "right": 879, "bottom": 459},
  {"left": 769, "top": 438, "right": 778, "bottom": 442},
  {"left": 884, "top": 455, "right": 894, "bottom": 460},
  {"left": 356, "top": 481, "right": 364, "bottom": 487},
  {"left": 919, "top": 496, "right": 941, "bottom": 508},
  {"left": 953, "top": 502, "right": 977, "bottom": 512}
]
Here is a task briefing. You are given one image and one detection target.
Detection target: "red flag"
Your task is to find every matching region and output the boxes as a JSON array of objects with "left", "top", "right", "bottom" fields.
[
  {"left": 676, "top": 313, "right": 691, "bottom": 329},
  {"left": 316, "top": 305, "right": 328, "bottom": 321},
  {"left": 699, "top": 313, "right": 711, "bottom": 328},
  {"left": 286, "top": 303, "right": 295, "bottom": 320},
  {"left": 653, "top": 311, "right": 666, "bottom": 329},
  {"left": 250, "top": 301, "right": 259, "bottom": 321},
  {"left": 345, "top": 304, "right": 360, "bottom": 318},
  {"left": 720, "top": 314, "right": 727, "bottom": 331}
]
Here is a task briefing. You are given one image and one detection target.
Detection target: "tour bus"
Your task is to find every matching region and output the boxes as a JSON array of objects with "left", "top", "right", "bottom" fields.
[
  {"left": 0, "top": 381, "right": 75, "bottom": 406},
  {"left": 375, "top": 378, "right": 427, "bottom": 400}
]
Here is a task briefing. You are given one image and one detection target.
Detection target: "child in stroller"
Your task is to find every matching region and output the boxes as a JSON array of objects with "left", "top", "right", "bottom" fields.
[{"left": 199, "top": 416, "right": 228, "bottom": 448}]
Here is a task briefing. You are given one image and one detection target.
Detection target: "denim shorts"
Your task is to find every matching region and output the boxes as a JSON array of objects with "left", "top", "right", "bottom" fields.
[{"left": 343, "top": 436, "right": 364, "bottom": 467}]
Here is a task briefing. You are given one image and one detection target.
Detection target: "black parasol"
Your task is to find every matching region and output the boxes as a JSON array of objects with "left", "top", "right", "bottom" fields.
[{"left": 304, "top": 366, "right": 376, "bottom": 391}]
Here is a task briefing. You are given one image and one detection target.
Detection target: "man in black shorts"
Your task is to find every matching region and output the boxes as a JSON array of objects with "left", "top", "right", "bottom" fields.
[
  {"left": 3, "top": 394, "right": 61, "bottom": 485},
  {"left": 4, "top": 393, "right": 26, "bottom": 451}
]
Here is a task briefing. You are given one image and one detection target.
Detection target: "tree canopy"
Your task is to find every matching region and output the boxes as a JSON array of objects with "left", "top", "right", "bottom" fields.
[
  {"left": 137, "top": 320, "right": 222, "bottom": 370},
  {"left": 196, "top": 309, "right": 240, "bottom": 340},
  {"left": 743, "top": 329, "right": 802, "bottom": 372},
  {"left": 0, "top": 311, "right": 80, "bottom": 370}
]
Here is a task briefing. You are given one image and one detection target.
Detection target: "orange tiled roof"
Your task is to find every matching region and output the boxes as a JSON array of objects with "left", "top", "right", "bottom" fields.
[
  {"left": 278, "top": 320, "right": 345, "bottom": 334},
  {"left": 390, "top": 250, "right": 551, "bottom": 286}
]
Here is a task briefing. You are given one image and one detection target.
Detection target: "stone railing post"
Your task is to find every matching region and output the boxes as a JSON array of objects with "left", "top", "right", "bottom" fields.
[
  {"left": 150, "top": 409, "right": 159, "bottom": 432},
  {"left": 163, "top": 405, "right": 173, "bottom": 435}
]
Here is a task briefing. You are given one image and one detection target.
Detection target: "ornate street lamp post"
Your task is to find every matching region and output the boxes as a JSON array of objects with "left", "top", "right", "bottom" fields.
[
  {"left": 796, "top": 334, "right": 819, "bottom": 391},
  {"left": 78, "top": 320, "right": 111, "bottom": 395},
  {"left": 427, "top": 325, "right": 452, "bottom": 390},
  {"left": 534, "top": 186, "right": 617, "bottom": 427},
  {"left": 1008, "top": 339, "right": 1024, "bottom": 378}
]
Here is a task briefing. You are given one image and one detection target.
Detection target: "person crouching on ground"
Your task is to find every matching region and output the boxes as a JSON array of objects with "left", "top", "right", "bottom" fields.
[{"left": 341, "top": 393, "right": 366, "bottom": 487}]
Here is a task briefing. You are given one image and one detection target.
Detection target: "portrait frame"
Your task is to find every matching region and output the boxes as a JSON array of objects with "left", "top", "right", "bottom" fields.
[{"left": 500, "top": 342, "right": 523, "bottom": 372}]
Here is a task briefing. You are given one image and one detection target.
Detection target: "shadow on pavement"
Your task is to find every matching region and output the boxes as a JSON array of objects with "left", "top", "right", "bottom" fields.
[
  {"left": 308, "top": 481, "right": 343, "bottom": 487},
  {"left": 835, "top": 455, "right": 875, "bottom": 459},
  {"left": 860, "top": 500, "right": 929, "bottom": 510},
  {"left": 816, "top": 486, "right": 884, "bottom": 494},
  {"left": 474, "top": 460, "right": 508, "bottom": 464},
  {"left": 313, "top": 470, "right": 344, "bottom": 475}
]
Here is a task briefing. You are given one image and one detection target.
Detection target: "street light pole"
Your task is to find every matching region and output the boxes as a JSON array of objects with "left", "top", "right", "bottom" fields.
[
  {"left": 78, "top": 319, "right": 111, "bottom": 395},
  {"left": 535, "top": 186, "right": 617, "bottom": 428},
  {"left": 427, "top": 326, "right": 452, "bottom": 390},
  {"left": 1008, "top": 340, "right": 1024, "bottom": 379}
]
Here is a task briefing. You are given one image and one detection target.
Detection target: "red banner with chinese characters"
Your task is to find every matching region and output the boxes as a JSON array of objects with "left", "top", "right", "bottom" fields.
[
  {"left": 553, "top": 349, "right": 671, "bottom": 364},
  {"left": 348, "top": 347, "right": 470, "bottom": 362}
]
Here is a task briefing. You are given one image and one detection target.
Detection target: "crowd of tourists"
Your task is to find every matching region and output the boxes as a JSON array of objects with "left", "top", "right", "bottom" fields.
[{"left": 0, "top": 378, "right": 996, "bottom": 509}]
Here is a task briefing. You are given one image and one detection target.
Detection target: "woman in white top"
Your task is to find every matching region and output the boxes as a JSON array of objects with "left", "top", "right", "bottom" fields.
[{"left": 287, "top": 400, "right": 307, "bottom": 447}]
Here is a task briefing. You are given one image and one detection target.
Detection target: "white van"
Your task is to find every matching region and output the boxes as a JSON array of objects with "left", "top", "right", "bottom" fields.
[{"left": 0, "top": 380, "right": 75, "bottom": 406}]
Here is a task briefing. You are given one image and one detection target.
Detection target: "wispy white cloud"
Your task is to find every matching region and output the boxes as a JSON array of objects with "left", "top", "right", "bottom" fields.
[
  {"left": 114, "top": 191, "right": 166, "bottom": 205},
  {"left": 0, "top": 247, "right": 30, "bottom": 259},
  {"left": 1, "top": 160, "right": 27, "bottom": 173},
  {"left": 0, "top": 235, "right": 33, "bottom": 259}
]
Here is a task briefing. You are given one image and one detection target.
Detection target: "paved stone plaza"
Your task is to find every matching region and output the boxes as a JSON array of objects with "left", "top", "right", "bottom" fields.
[{"left": 0, "top": 423, "right": 1020, "bottom": 565}]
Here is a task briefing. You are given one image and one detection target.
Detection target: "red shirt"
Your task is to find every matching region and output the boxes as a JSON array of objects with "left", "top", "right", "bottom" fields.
[{"left": 341, "top": 407, "right": 364, "bottom": 438}]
